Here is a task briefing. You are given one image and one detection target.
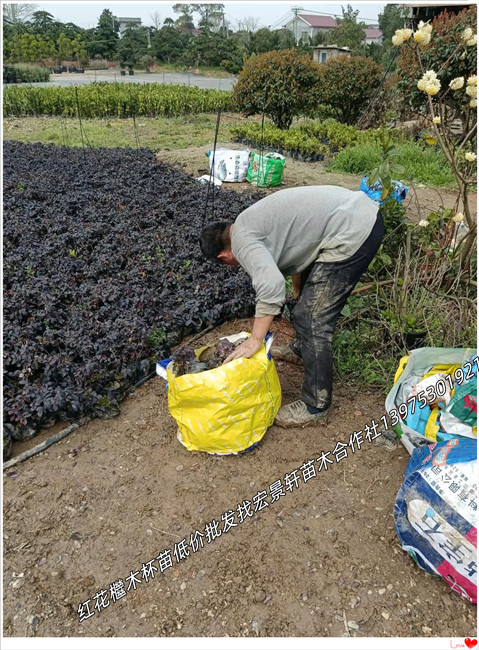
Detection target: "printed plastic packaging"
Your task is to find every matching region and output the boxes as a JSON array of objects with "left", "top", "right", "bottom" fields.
[{"left": 395, "top": 437, "right": 477, "bottom": 603}]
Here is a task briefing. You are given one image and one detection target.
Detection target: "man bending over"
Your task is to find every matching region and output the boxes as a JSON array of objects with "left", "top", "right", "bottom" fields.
[{"left": 199, "top": 185, "right": 383, "bottom": 428}]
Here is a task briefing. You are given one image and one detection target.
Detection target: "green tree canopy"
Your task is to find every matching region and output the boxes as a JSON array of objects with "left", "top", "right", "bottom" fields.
[
  {"left": 326, "top": 4, "right": 366, "bottom": 54},
  {"left": 94, "top": 9, "right": 119, "bottom": 59},
  {"left": 151, "top": 23, "right": 189, "bottom": 63},
  {"left": 233, "top": 48, "right": 323, "bottom": 129},
  {"left": 378, "top": 4, "right": 409, "bottom": 42},
  {"left": 31, "top": 10, "right": 55, "bottom": 31},
  {"left": 250, "top": 27, "right": 295, "bottom": 54},
  {"left": 117, "top": 25, "right": 148, "bottom": 66},
  {"left": 174, "top": 3, "right": 225, "bottom": 31}
]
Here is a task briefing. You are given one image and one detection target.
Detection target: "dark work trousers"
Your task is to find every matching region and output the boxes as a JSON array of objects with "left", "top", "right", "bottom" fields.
[{"left": 291, "top": 212, "right": 384, "bottom": 410}]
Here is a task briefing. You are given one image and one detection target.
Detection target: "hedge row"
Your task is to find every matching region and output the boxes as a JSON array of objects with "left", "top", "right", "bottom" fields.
[
  {"left": 231, "top": 120, "right": 406, "bottom": 161},
  {"left": 3, "top": 82, "right": 232, "bottom": 118},
  {"left": 3, "top": 64, "right": 50, "bottom": 84}
]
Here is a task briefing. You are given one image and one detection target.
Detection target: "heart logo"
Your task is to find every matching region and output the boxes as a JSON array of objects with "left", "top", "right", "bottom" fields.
[{"left": 465, "top": 639, "right": 477, "bottom": 649}]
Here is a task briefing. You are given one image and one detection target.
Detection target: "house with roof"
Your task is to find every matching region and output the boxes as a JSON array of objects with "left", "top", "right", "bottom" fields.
[
  {"left": 364, "top": 27, "right": 383, "bottom": 44},
  {"left": 118, "top": 17, "right": 142, "bottom": 37},
  {"left": 283, "top": 13, "right": 383, "bottom": 46},
  {"left": 283, "top": 13, "right": 337, "bottom": 42}
]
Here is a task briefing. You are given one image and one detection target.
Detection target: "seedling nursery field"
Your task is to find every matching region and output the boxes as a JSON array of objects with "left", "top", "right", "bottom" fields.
[
  {"left": 3, "top": 143, "right": 477, "bottom": 641},
  {"left": 3, "top": 141, "right": 264, "bottom": 452}
]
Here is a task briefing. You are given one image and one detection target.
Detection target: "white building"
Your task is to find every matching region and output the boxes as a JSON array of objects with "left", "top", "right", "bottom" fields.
[
  {"left": 283, "top": 13, "right": 337, "bottom": 42},
  {"left": 118, "top": 17, "right": 142, "bottom": 37},
  {"left": 312, "top": 45, "right": 352, "bottom": 64}
]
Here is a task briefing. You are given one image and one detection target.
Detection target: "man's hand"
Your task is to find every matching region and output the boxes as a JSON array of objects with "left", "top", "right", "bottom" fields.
[{"left": 223, "top": 336, "right": 262, "bottom": 364}]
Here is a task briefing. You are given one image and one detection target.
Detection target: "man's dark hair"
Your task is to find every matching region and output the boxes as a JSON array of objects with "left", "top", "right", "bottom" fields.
[{"left": 199, "top": 221, "right": 232, "bottom": 261}]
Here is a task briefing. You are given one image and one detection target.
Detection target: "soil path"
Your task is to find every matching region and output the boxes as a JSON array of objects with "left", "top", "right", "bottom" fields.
[
  {"left": 156, "top": 143, "right": 476, "bottom": 222},
  {"left": 3, "top": 319, "right": 476, "bottom": 638}
]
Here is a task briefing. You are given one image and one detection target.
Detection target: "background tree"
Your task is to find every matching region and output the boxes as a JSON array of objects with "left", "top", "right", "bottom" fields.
[
  {"left": 365, "top": 41, "right": 383, "bottom": 65},
  {"left": 231, "top": 29, "right": 253, "bottom": 56},
  {"left": 3, "top": 3, "right": 35, "bottom": 24},
  {"left": 326, "top": 4, "right": 366, "bottom": 54},
  {"left": 312, "top": 31, "right": 327, "bottom": 46},
  {"left": 71, "top": 34, "right": 88, "bottom": 66},
  {"left": 378, "top": 3, "right": 410, "bottom": 67},
  {"left": 36, "top": 34, "right": 57, "bottom": 63},
  {"left": 378, "top": 4, "right": 409, "bottom": 43},
  {"left": 183, "top": 25, "right": 241, "bottom": 69},
  {"left": 94, "top": 8, "right": 119, "bottom": 59},
  {"left": 173, "top": 7, "right": 195, "bottom": 35},
  {"left": 236, "top": 16, "right": 259, "bottom": 33},
  {"left": 150, "top": 11, "right": 162, "bottom": 31},
  {"left": 151, "top": 21, "right": 189, "bottom": 63},
  {"left": 233, "top": 48, "right": 323, "bottom": 129},
  {"left": 174, "top": 3, "right": 225, "bottom": 32},
  {"left": 250, "top": 27, "right": 295, "bottom": 54},
  {"left": 31, "top": 10, "right": 55, "bottom": 31},
  {"left": 117, "top": 25, "right": 148, "bottom": 66},
  {"left": 57, "top": 33, "right": 73, "bottom": 63}
]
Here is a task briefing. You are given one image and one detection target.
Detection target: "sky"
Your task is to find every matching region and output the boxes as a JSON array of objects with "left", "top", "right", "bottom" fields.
[{"left": 32, "top": 1, "right": 388, "bottom": 30}]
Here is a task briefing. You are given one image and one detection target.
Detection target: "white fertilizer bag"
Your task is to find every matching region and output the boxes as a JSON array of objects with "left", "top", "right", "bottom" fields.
[{"left": 208, "top": 149, "right": 250, "bottom": 183}]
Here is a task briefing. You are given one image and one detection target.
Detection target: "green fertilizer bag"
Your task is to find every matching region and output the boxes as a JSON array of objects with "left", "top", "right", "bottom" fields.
[{"left": 246, "top": 152, "right": 285, "bottom": 188}]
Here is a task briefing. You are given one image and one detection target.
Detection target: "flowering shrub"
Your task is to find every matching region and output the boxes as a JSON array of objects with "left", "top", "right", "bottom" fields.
[
  {"left": 397, "top": 6, "right": 477, "bottom": 117},
  {"left": 391, "top": 10, "right": 477, "bottom": 270}
]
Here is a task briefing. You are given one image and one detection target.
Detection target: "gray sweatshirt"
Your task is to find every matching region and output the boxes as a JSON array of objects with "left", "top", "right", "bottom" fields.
[{"left": 231, "top": 185, "right": 379, "bottom": 318}]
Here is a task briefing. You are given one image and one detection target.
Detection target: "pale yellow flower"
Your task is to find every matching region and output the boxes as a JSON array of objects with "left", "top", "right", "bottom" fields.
[
  {"left": 452, "top": 213, "right": 464, "bottom": 223},
  {"left": 466, "top": 35, "right": 477, "bottom": 47},
  {"left": 418, "top": 20, "right": 433, "bottom": 34},
  {"left": 470, "top": 98, "right": 477, "bottom": 108},
  {"left": 465, "top": 152, "right": 477, "bottom": 162},
  {"left": 418, "top": 219, "right": 429, "bottom": 228},
  {"left": 449, "top": 77, "right": 465, "bottom": 90},
  {"left": 414, "top": 30, "right": 425, "bottom": 43},
  {"left": 433, "top": 116, "right": 441, "bottom": 124},
  {"left": 425, "top": 80, "right": 441, "bottom": 95},
  {"left": 401, "top": 29, "right": 413, "bottom": 41},
  {"left": 467, "top": 75, "right": 477, "bottom": 87},
  {"left": 466, "top": 85, "right": 477, "bottom": 98},
  {"left": 420, "top": 31, "right": 432, "bottom": 46},
  {"left": 414, "top": 29, "right": 432, "bottom": 46},
  {"left": 418, "top": 70, "right": 440, "bottom": 94},
  {"left": 462, "top": 27, "right": 473, "bottom": 42},
  {"left": 392, "top": 33, "right": 403, "bottom": 46}
]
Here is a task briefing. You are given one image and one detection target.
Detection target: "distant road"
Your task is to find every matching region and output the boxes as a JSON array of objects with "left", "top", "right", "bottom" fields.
[{"left": 4, "top": 70, "right": 237, "bottom": 91}]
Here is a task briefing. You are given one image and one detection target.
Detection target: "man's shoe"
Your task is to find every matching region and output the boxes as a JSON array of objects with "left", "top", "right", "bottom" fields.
[
  {"left": 270, "top": 344, "right": 302, "bottom": 365},
  {"left": 274, "top": 400, "right": 329, "bottom": 428}
]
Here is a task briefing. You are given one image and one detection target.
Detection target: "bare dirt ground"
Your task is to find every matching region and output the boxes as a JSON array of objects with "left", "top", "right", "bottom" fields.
[
  {"left": 3, "top": 318, "right": 476, "bottom": 639},
  {"left": 157, "top": 143, "right": 476, "bottom": 223}
]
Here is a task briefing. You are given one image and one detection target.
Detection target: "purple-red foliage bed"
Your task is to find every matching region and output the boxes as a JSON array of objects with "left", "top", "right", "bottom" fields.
[{"left": 3, "top": 141, "right": 263, "bottom": 451}]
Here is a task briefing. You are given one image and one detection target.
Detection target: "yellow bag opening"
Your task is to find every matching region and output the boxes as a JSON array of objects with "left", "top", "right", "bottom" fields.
[{"left": 166, "top": 332, "right": 282, "bottom": 455}]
